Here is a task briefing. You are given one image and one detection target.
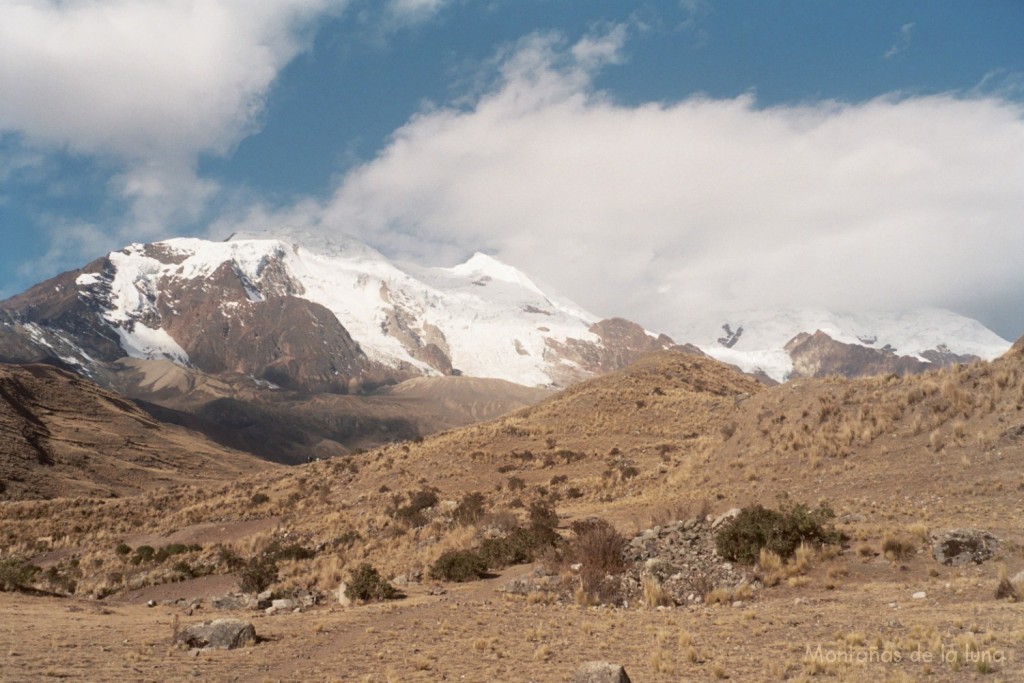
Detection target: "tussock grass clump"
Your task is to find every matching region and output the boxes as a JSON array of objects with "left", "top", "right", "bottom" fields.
[
  {"left": 881, "top": 535, "right": 917, "bottom": 562},
  {"left": 716, "top": 501, "right": 841, "bottom": 564}
]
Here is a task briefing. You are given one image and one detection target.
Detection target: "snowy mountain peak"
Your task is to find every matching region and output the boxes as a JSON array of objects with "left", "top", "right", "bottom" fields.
[
  {"left": 1, "top": 233, "right": 674, "bottom": 390},
  {"left": 677, "top": 307, "right": 1011, "bottom": 382}
]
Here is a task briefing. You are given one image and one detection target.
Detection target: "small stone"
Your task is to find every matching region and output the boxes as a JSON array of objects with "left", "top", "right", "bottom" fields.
[
  {"left": 271, "top": 599, "right": 295, "bottom": 610},
  {"left": 146, "top": 600, "right": 156, "bottom": 608},
  {"left": 911, "top": 591, "right": 926, "bottom": 600}
]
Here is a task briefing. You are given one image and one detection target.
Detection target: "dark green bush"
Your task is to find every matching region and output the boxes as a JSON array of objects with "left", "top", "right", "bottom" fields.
[
  {"left": 430, "top": 550, "right": 488, "bottom": 582},
  {"left": 345, "top": 563, "right": 399, "bottom": 602},
  {"left": 238, "top": 555, "right": 278, "bottom": 593},
  {"left": 131, "top": 545, "right": 155, "bottom": 565},
  {"left": 715, "top": 502, "right": 840, "bottom": 564},
  {"left": 250, "top": 492, "right": 270, "bottom": 506},
  {"left": 114, "top": 543, "right": 131, "bottom": 556},
  {"left": 0, "top": 557, "right": 39, "bottom": 591}
]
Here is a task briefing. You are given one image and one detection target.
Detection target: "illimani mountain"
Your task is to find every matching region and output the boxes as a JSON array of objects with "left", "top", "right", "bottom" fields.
[
  {"left": 0, "top": 233, "right": 673, "bottom": 390},
  {"left": 0, "top": 233, "right": 672, "bottom": 459}
]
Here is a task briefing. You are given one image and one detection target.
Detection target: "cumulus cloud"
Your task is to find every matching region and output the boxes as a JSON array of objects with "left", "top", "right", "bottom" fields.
[
  {"left": 220, "top": 28, "right": 1024, "bottom": 339},
  {"left": 0, "top": 0, "right": 348, "bottom": 237}
]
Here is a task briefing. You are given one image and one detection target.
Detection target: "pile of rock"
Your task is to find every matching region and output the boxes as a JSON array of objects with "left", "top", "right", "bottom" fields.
[{"left": 619, "top": 515, "right": 750, "bottom": 605}]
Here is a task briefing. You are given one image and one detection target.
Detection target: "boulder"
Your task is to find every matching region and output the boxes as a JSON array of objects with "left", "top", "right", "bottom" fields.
[
  {"left": 173, "top": 619, "right": 256, "bottom": 650},
  {"left": 571, "top": 662, "right": 632, "bottom": 683},
  {"left": 932, "top": 529, "right": 998, "bottom": 566}
]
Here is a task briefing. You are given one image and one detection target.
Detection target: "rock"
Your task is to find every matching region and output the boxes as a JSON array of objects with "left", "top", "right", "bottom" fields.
[
  {"left": 271, "top": 598, "right": 296, "bottom": 610},
  {"left": 571, "top": 661, "right": 632, "bottom": 683},
  {"left": 211, "top": 594, "right": 250, "bottom": 611},
  {"left": 911, "top": 591, "right": 926, "bottom": 600},
  {"left": 337, "top": 583, "right": 351, "bottom": 607},
  {"left": 173, "top": 619, "right": 256, "bottom": 650},
  {"left": 146, "top": 600, "right": 156, "bottom": 608},
  {"left": 932, "top": 529, "right": 998, "bottom": 566}
]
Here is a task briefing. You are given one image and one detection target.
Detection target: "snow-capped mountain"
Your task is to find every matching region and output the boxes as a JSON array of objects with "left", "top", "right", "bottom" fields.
[
  {"left": 0, "top": 233, "right": 673, "bottom": 390},
  {"left": 677, "top": 308, "right": 1012, "bottom": 382}
]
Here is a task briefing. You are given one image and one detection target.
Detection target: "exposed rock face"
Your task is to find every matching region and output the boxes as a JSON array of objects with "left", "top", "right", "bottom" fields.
[
  {"left": 544, "top": 318, "right": 676, "bottom": 385},
  {"left": 173, "top": 619, "right": 256, "bottom": 650},
  {"left": 931, "top": 529, "right": 998, "bottom": 566},
  {"left": 786, "top": 330, "right": 981, "bottom": 379}
]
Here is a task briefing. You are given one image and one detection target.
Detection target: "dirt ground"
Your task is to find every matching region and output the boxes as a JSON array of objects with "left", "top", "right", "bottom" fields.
[{"left": 2, "top": 551, "right": 1021, "bottom": 683}]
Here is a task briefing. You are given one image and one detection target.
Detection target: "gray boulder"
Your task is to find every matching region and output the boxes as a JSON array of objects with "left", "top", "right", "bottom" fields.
[
  {"left": 571, "top": 661, "right": 632, "bottom": 683},
  {"left": 932, "top": 529, "right": 998, "bottom": 566},
  {"left": 173, "top": 619, "right": 256, "bottom": 650}
]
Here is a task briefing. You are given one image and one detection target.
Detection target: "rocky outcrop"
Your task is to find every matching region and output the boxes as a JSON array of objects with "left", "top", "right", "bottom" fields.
[
  {"left": 786, "top": 330, "right": 981, "bottom": 379},
  {"left": 173, "top": 619, "right": 256, "bottom": 650},
  {"left": 545, "top": 318, "right": 676, "bottom": 385},
  {"left": 931, "top": 529, "right": 998, "bottom": 566}
]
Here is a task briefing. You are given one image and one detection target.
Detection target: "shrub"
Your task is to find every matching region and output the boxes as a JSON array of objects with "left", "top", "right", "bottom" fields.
[
  {"left": 528, "top": 502, "right": 559, "bottom": 530},
  {"left": 478, "top": 524, "right": 560, "bottom": 570},
  {"left": 0, "top": 557, "right": 39, "bottom": 591},
  {"left": 430, "top": 550, "right": 488, "bottom": 582},
  {"left": 562, "top": 518, "right": 627, "bottom": 604},
  {"left": 250, "top": 492, "right": 270, "bottom": 506},
  {"left": 238, "top": 556, "right": 278, "bottom": 593},
  {"left": 265, "top": 540, "right": 316, "bottom": 562},
  {"left": 216, "top": 545, "right": 244, "bottom": 571},
  {"left": 507, "top": 476, "right": 526, "bottom": 492},
  {"left": 715, "top": 502, "right": 840, "bottom": 564},
  {"left": 345, "top": 563, "right": 399, "bottom": 602},
  {"left": 131, "top": 545, "right": 156, "bottom": 565},
  {"left": 114, "top": 543, "right": 131, "bottom": 556},
  {"left": 452, "top": 492, "right": 487, "bottom": 526},
  {"left": 394, "top": 488, "right": 439, "bottom": 527}
]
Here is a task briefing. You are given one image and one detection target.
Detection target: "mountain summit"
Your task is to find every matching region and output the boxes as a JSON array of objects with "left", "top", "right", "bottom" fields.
[{"left": 0, "top": 234, "right": 673, "bottom": 391}]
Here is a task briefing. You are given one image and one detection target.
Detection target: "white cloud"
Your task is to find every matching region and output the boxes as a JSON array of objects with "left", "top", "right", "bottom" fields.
[
  {"left": 223, "top": 29, "right": 1024, "bottom": 339},
  {"left": 0, "top": 0, "right": 347, "bottom": 234}
]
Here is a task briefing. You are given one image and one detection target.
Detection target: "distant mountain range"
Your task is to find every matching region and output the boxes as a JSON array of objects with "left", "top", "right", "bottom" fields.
[{"left": 676, "top": 308, "right": 1010, "bottom": 382}]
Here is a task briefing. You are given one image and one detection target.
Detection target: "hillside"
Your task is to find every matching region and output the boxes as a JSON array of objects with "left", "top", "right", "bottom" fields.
[
  {"left": 1, "top": 344, "right": 1023, "bottom": 680},
  {"left": 0, "top": 363, "right": 275, "bottom": 500}
]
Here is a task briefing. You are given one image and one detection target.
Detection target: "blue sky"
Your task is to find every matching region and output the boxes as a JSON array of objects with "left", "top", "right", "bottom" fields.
[{"left": 2, "top": 1, "right": 1023, "bottom": 339}]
